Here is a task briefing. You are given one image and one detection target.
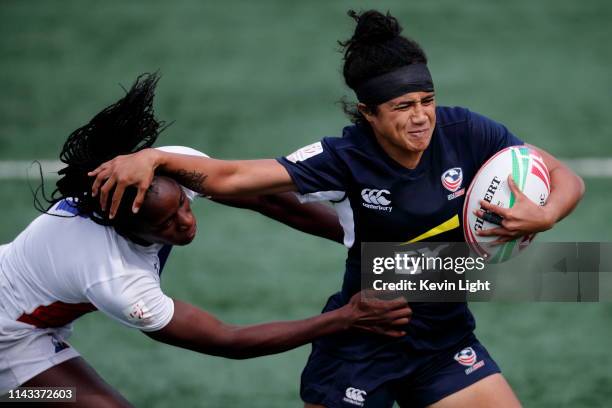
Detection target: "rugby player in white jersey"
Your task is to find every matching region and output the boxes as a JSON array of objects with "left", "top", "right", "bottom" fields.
[{"left": 0, "top": 74, "right": 412, "bottom": 407}]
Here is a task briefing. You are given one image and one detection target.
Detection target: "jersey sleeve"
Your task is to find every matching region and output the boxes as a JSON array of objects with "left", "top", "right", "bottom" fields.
[
  {"left": 276, "top": 139, "right": 348, "bottom": 195},
  {"left": 294, "top": 191, "right": 347, "bottom": 204},
  {"left": 467, "top": 110, "right": 524, "bottom": 166},
  {"left": 85, "top": 272, "right": 174, "bottom": 332},
  {"left": 155, "top": 145, "right": 209, "bottom": 201}
]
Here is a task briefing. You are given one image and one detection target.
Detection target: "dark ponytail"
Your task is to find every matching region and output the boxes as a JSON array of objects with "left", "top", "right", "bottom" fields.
[{"left": 338, "top": 10, "right": 428, "bottom": 123}]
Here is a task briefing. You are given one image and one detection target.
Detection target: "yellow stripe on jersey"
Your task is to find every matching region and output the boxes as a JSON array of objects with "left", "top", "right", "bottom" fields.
[{"left": 400, "top": 214, "right": 460, "bottom": 244}]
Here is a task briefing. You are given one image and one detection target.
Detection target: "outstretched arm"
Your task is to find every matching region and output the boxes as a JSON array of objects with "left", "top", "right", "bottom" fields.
[
  {"left": 89, "top": 149, "right": 295, "bottom": 218},
  {"left": 211, "top": 193, "right": 343, "bottom": 244},
  {"left": 145, "top": 293, "right": 411, "bottom": 360}
]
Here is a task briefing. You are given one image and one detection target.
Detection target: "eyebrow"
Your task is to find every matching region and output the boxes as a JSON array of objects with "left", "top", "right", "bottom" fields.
[
  {"left": 153, "top": 189, "right": 185, "bottom": 228},
  {"left": 393, "top": 92, "right": 435, "bottom": 107}
]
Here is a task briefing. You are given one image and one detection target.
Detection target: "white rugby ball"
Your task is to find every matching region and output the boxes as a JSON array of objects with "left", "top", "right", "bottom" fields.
[{"left": 463, "top": 146, "right": 550, "bottom": 263}]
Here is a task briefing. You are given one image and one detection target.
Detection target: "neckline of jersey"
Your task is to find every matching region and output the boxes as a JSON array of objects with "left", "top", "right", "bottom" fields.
[{"left": 127, "top": 237, "right": 163, "bottom": 255}]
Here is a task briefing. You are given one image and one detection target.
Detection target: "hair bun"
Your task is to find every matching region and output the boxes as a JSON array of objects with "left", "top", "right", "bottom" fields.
[{"left": 347, "top": 9, "right": 402, "bottom": 46}]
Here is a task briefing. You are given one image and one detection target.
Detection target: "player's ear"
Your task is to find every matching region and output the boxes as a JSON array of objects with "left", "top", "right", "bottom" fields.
[{"left": 358, "top": 103, "right": 376, "bottom": 122}]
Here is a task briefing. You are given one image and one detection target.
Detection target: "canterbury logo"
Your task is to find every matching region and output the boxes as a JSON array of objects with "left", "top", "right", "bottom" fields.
[
  {"left": 361, "top": 189, "right": 391, "bottom": 206},
  {"left": 343, "top": 387, "right": 367, "bottom": 406}
]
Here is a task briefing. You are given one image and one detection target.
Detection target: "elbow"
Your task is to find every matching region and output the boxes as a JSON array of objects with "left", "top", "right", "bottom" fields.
[
  {"left": 576, "top": 174, "right": 586, "bottom": 200},
  {"left": 252, "top": 194, "right": 280, "bottom": 212},
  {"left": 566, "top": 167, "right": 586, "bottom": 203},
  {"left": 224, "top": 352, "right": 253, "bottom": 360},
  {"left": 205, "top": 165, "right": 243, "bottom": 196},
  {"left": 258, "top": 193, "right": 295, "bottom": 210},
  {"left": 553, "top": 162, "right": 586, "bottom": 202},
  {"left": 209, "top": 325, "right": 254, "bottom": 360}
]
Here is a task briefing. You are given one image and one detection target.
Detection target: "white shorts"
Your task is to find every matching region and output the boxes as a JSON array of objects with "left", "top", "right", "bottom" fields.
[{"left": 0, "top": 324, "right": 80, "bottom": 394}]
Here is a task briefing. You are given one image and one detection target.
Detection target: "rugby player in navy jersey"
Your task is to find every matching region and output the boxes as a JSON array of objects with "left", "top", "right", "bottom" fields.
[
  {"left": 91, "top": 10, "right": 584, "bottom": 408},
  {"left": 0, "top": 74, "right": 414, "bottom": 407}
]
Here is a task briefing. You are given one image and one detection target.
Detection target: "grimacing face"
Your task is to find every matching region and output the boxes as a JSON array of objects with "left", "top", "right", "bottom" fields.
[
  {"left": 360, "top": 91, "right": 436, "bottom": 167},
  {"left": 130, "top": 176, "right": 197, "bottom": 246}
]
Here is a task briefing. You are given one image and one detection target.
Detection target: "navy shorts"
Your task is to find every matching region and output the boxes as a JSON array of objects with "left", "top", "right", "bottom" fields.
[{"left": 300, "top": 338, "right": 500, "bottom": 408}]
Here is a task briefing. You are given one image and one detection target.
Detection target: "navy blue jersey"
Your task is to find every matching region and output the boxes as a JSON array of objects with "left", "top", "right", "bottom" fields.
[{"left": 278, "top": 106, "right": 523, "bottom": 358}]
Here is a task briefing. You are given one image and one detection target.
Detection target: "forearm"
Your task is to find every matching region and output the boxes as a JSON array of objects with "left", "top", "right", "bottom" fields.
[
  {"left": 219, "top": 309, "right": 350, "bottom": 359},
  {"left": 212, "top": 193, "right": 344, "bottom": 243},
  {"left": 543, "top": 164, "right": 585, "bottom": 225},
  {"left": 148, "top": 300, "right": 352, "bottom": 360},
  {"left": 155, "top": 151, "right": 295, "bottom": 196},
  {"left": 545, "top": 167, "right": 584, "bottom": 223}
]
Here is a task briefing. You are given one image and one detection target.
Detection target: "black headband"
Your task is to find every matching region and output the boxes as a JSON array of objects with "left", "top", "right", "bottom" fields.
[{"left": 354, "top": 64, "right": 434, "bottom": 106}]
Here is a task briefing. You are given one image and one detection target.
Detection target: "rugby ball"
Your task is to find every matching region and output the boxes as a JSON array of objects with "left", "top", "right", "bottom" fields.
[{"left": 463, "top": 146, "right": 550, "bottom": 263}]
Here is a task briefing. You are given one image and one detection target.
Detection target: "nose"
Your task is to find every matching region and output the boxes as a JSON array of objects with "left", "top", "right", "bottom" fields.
[
  {"left": 411, "top": 102, "right": 427, "bottom": 125},
  {"left": 177, "top": 207, "right": 195, "bottom": 231}
]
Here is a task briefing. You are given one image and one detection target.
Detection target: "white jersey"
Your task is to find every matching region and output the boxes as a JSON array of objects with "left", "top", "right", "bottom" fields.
[{"left": 0, "top": 146, "right": 207, "bottom": 338}]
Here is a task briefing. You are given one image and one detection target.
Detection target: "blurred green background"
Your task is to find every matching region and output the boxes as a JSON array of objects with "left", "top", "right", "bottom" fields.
[{"left": 1, "top": 0, "right": 611, "bottom": 406}]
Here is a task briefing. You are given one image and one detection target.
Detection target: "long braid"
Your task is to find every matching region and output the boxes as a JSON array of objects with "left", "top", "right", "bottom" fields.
[{"left": 34, "top": 73, "right": 167, "bottom": 225}]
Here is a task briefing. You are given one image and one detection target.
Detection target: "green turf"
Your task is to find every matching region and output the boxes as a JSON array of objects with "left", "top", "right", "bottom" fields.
[
  {"left": 1, "top": 0, "right": 611, "bottom": 406},
  {"left": 1, "top": 0, "right": 611, "bottom": 160}
]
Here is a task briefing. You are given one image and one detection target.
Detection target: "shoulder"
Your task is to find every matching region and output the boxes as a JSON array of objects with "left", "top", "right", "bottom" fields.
[
  {"left": 435, "top": 106, "right": 471, "bottom": 129},
  {"left": 320, "top": 124, "right": 379, "bottom": 157},
  {"left": 11, "top": 208, "right": 123, "bottom": 287},
  {"left": 85, "top": 263, "right": 172, "bottom": 332},
  {"left": 321, "top": 124, "right": 367, "bottom": 148},
  {"left": 30, "top": 204, "right": 110, "bottom": 251},
  {"left": 435, "top": 106, "right": 510, "bottom": 138},
  {"left": 436, "top": 106, "right": 508, "bottom": 131},
  {"left": 31, "top": 206, "right": 149, "bottom": 274},
  {"left": 435, "top": 107, "right": 522, "bottom": 165},
  {"left": 284, "top": 124, "right": 370, "bottom": 157}
]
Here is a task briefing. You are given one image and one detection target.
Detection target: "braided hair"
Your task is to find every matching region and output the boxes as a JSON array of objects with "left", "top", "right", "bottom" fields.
[{"left": 34, "top": 73, "right": 167, "bottom": 226}]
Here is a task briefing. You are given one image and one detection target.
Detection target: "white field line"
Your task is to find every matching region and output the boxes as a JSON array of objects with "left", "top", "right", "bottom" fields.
[
  {"left": 0, "top": 158, "right": 611, "bottom": 180},
  {"left": 0, "top": 160, "right": 64, "bottom": 180},
  {"left": 565, "top": 158, "right": 612, "bottom": 178}
]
